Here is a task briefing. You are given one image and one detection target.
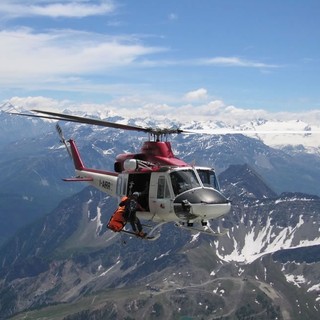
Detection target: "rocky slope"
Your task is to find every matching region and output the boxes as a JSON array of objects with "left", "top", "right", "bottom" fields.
[{"left": 0, "top": 165, "right": 319, "bottom": 320}]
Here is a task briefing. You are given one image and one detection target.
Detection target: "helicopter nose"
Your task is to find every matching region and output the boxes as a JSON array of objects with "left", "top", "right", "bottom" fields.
[
  {"left": 174, "top": 188, "right": 229, "bottom": 205},
  {"left": 173, "top": 188, "right": 231, "bottom": 221}
]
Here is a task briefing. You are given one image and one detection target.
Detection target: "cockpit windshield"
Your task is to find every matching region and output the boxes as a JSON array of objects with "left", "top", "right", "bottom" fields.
[
  {"left": 196, "top": 168, "right": 220, "bottom": 190},
  {"left": 170, "top": 169, "right": 201, "bottom": 196}
]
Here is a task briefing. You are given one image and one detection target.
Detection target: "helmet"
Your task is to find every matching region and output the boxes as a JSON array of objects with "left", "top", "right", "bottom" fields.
[{"left": 132, "top": 192, "right": 140, "bottom": 197}]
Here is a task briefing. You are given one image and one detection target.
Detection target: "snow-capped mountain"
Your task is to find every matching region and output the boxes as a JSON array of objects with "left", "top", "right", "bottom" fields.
[
  {"left": 1, "top": 102, "right": 320, "bottom": 153},
  {"left": 213, "top": 164, "right": 320, "bottom": 266},
  {"left": 242, "top": 119, "right": 320, "bottom": 151}
]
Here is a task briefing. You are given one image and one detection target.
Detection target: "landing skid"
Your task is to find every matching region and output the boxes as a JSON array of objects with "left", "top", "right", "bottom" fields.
[
  {"left": 120, "top": 229, "right": 160, "bottom": 241},
  {"left": 119, "top": 222, "right": 166, "bottom": 241},
  {"left": 175, "top": 222, "right": 228, "bottom": 237}
]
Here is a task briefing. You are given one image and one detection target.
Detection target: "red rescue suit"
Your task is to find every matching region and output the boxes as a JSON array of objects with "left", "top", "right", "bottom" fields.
[{"left": 107, "top": 196, "right": 128, "bottom": 232}]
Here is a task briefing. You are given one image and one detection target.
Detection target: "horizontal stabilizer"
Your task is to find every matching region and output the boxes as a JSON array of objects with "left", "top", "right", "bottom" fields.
[{"left": 63, "top": 177, "right": 93, "bottom": 182}]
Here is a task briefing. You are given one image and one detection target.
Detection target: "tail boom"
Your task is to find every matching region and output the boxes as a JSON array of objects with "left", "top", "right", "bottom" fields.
[
  {"left": 66, "top": 139, "right": 118, "bottom": 197},
  {"left": 74, "top": 169, "right": 118, "bottom": 196}
]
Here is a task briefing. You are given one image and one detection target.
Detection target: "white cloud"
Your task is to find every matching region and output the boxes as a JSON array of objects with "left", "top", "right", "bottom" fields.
[
  {"left": 0, "top": 28, "right": 163, "bottom": 84},
  {"left": 7, "top": 95, "right": 320, "bottom": 128},
  {"left": 0, "top": 26, "right": 280, "bottom": 92},
  {"left": 184, "top": 88, "right": 208, "bottom": 101},
  {"left": 137, "top": 56, "right": 278, "bottom": 69},
  {"left": 0, "top": 0, "right": 116, "bottom": 19},
  {"left": 197, "top": 57, "right": 279, "bottom": 68},
  {"left": 8, "top": 96, "right": 70, "bottom": 111}
]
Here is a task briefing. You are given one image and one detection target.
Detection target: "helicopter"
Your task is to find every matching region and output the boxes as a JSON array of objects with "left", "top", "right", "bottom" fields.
[
  {"left": 11, "top": 109, "right": 317, "bottom": 240},
  {"left": 11, "top": 109, "right": 233, "bottom": 239}
]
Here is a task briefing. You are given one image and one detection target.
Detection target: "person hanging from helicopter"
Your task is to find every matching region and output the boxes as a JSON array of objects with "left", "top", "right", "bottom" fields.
[
  {"left": 122, "top": 192, "right": 146, "bottom": 238},
  {"left": 108, "top": 192, "right": 146, "bottom": 237},
  {"left": 107, "top": 196, "right": 128, "bottom": 233}
]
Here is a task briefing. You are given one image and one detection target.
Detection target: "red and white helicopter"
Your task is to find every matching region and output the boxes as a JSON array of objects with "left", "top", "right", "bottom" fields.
[
  {"left": 13, "top": 109, "right": 317, "bottom": 239},
  {"left": 14, "top": 109, "right": 232, "bottom": 239}
]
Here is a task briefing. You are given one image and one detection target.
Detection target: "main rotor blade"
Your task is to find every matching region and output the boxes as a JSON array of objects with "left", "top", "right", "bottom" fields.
[
  {"left": 32, "top": 109, "right": 151, "bottom": 133},
  {"left": 11, "top": 109, "right": 318, "bottom": 136},
  {"left": 9, "top": 109, "right": 183, "bottom": 136},
  {"left": 184, "top": 128, "right": 320, "bottom": 135}
]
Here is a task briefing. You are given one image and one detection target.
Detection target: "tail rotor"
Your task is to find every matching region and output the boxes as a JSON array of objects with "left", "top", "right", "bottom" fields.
[{"left": 56, "top": 124, "right": 72, "bottom": 158}]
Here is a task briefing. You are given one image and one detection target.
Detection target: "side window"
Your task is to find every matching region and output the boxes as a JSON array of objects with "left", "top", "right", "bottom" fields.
[
  {"left": 116, "top": 175, "right": 127, "bottom": 196},
  {"left": 116, "top": 176, "right": 122, "bottom": 196},
  {"left": 122, "top": 177, "right": 127, "bottom": 195},
  {"left": 157, "top": 176, "right": 170, "bottom": 198}
]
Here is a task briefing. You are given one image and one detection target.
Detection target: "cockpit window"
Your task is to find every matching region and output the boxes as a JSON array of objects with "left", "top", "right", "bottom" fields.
[
  {"left": 196, "top": 168, "right": 220, "bottom": 190},
  {"left": 170, "top": 170, "right": 201, "bottom": 195}
]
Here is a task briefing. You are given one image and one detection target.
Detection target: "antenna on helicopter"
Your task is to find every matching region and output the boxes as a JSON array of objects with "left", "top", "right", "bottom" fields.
[{"left": 56, "top": 124, "right": 72, "bottom": 159}]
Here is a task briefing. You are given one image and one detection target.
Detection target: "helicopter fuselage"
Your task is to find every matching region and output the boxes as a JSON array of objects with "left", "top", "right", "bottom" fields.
[
  {"left": 119, "top": 165, "right": 231, "bottom": 223},
  {"left": 69, "top": 139, "right": 231, "bottom": 224}
]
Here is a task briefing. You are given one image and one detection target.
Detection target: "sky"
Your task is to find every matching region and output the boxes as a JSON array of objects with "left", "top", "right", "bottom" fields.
[{"left": 0, "top": 0, "right": 320, "bottom": 123}]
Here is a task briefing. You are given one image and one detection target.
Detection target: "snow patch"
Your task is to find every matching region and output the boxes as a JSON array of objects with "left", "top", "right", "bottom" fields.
[
  {"left": 307, "top": 284, "right": 320, "bottom": 292},
  {"left": 99, "top": 260, "right": 120, "bottom": 277},
  {"left": 96, "top": 206, "right": 103, "bottom": 233},
  {"left": 285, "top": 274, "right": 306, "bottom": 288},
  {"left": 215, "top": 215, "right": 320, "bottom": 264},
  {"left": 190, "top": 232, "right": 200, "bottom": 243},
  {"left": 154, "top": 250, "right": 171, "bottom": 261}
]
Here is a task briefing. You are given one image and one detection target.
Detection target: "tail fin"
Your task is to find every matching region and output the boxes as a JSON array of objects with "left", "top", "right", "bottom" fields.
[
  {"left": 68, "top": 139, "right": 85, "bottom": 170},
  {"left": 55, "top": 124, "right": 85, "bottom": 170}
]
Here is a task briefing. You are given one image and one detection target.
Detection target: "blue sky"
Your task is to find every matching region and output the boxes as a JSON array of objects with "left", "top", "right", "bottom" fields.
[{"left": 0, "top": 0, "right": 319, "bottom": 121}]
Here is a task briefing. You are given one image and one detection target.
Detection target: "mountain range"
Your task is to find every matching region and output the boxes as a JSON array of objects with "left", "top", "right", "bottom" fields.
[
  {"left": 0, "top": 164, "right": 319, "bottom": 319},
  {"left": 0, "top": 104, "right": 319, "bottom": 319}
]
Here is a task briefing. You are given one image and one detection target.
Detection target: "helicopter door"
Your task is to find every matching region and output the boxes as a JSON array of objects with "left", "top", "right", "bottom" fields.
[
  {"left": 149, "top": 174, "right": 174, "bottom": 220},
  {"left": 127, "top": 172, "right": 151, "bottom": 211}
]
